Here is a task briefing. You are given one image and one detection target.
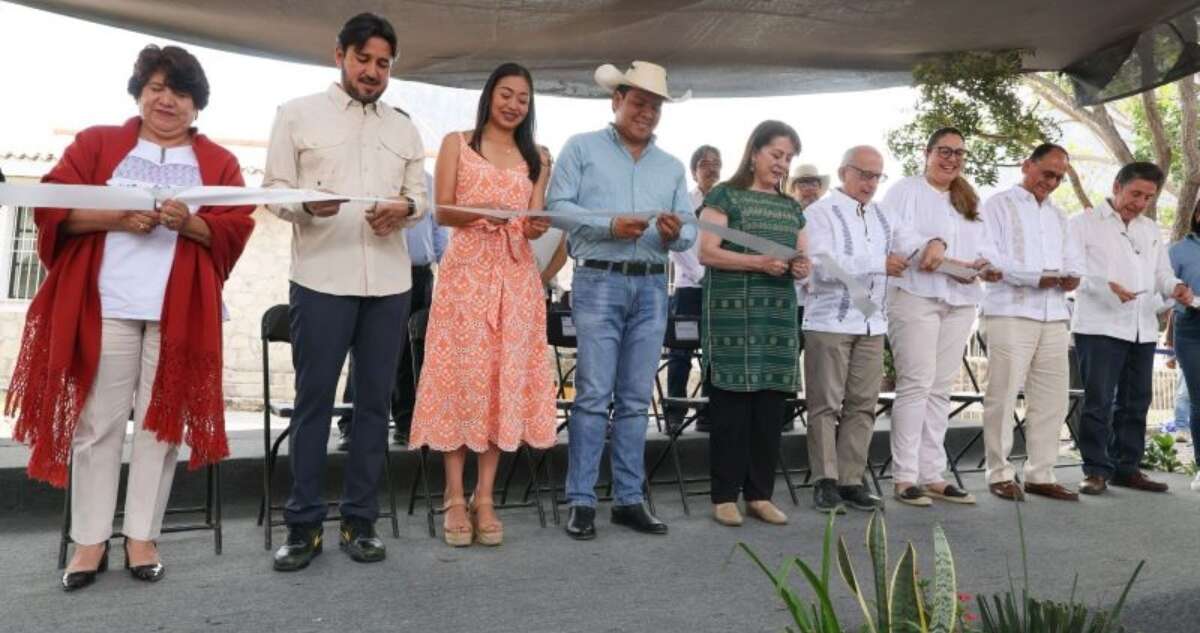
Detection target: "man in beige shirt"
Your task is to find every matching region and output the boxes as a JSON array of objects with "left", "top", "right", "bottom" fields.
[{"left": 263, "top": 12, "right": 426, "bottom": 572}]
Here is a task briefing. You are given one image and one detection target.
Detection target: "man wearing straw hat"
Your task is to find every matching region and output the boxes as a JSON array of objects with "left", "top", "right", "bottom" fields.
[
  {"left": 788, "top": 163, "right": 830, "bottom": 210},
  {"left": 547, "top": 60, "right": 697, "bottom": 540}
]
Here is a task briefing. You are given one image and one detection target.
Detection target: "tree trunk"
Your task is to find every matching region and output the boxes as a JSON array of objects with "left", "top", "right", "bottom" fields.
[
  {"left": 1141, "top": 88, "right": 1174, "bottom": 221},
  {"left": 1066, "top": 162, "right": 1093, "bottom": 210},
  {"left": 1175, "top": 74, "right": 1200, "bottom": 241},
  {"left": 1023, "top": 75, "right": 1135, "bottom": 166}
]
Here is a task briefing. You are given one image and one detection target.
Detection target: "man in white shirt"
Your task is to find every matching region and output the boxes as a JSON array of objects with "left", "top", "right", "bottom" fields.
[
  {"left": 665, "top": 145, "right": 720, "bottom": 431},
  {"left": 1071, "top": 161, "right": 1192, "bottom": 496},
  {"left": 980, "top": 144, "right": 1083, "bottom": 502},
  {"left": 262, "top": 13, "right": 426, "bottom": 571},
  {"left": 803, "top": 146, "right": 907, "bottom": 513}
]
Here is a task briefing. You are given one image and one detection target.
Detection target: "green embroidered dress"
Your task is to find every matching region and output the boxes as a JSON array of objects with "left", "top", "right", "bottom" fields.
[{"left": 701, "top": 184, "right": 804, "bottom": 392}]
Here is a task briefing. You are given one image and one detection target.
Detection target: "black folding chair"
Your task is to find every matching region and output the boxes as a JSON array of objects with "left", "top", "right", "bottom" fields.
[
  {"left": 405, "top": 308, "right": 550, "bottom": 537},
  {"left": 256, "top": 304, "right": 399, "bottom": 550},
  {"left": 58, "top": 459, "right": 222, "bottom": 569}
]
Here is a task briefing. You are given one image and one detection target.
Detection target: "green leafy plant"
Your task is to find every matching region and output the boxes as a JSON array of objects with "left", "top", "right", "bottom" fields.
[
  {"left": 971, "top": 505, "right": 1144, "bottom": 633},
  {"left": 1141, "top": 432, "right": 1184, "bottom": 473},
  {"left": 739, "top": 511, "right": 958, "bottom": 633}
]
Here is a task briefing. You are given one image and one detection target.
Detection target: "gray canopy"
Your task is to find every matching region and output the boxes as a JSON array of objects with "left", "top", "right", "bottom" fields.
[{"left": 16, "top": 0, "right": 1200, "bottom": 99}]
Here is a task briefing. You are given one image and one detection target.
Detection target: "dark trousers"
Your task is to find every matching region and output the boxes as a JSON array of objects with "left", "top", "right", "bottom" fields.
[
  {"left": 285, "top": 282, "right": 410, "bottom": 525},
  {"left": 1173, "top": 312, "right": 1200, "bottom": 461},
  {"left": 666, "top": 287, "right": 704, "bottom": 419},
  {"left": 707, "top": 383, "right": 787, "bottom": 503},
  {"left": 1074, "top": 333, "right": 1155, "bottom": 480},
  {"left": 339, "top": 264, "right": 434, "bottom": 437}
]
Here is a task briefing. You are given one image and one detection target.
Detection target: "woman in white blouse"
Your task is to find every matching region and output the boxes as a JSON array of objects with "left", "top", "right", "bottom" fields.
[{"left": 881, "top": 127, "right": 999, "bottom": 507}]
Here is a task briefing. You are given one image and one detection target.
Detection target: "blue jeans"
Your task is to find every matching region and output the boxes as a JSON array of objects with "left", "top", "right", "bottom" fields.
[
  {"left": 1173, "top": 312, "right": 1200, "bottom": 461},
  {"left": 566, "top": 266, "right": 668, "bottom": 507}
]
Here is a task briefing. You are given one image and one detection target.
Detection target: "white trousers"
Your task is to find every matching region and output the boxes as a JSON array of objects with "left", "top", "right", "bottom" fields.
[
  {"left": 981, "top": 317, "right": 1069, "bottom": 485},
  {"left": 70, "top": 319, "right": 178, "bottom": 545},
  {"left": 886, "top": 288, "right": 976, "bottom": 486}
]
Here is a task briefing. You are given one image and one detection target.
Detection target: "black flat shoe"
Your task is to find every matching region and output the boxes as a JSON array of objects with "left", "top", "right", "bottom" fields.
[
  {"left": 124, "top": 539, "right": 165, "bottom": 583},
  {"left": 273, "top": 524, "right": 324, "bottom": 572},
  {"left": 61, "top": 541, "right": 110, "bottom": 592},
  {"left": 565, "top": 505, "right": 596, "bottom": 541},
  {"left": 339, "top": 517, "right": 386, "bottom": 563},
  {"left": 611, "top": 501, "right": 668, "bottom": 535}
]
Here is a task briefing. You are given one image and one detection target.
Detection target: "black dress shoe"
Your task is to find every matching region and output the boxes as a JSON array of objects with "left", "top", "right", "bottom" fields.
[
  {"left": 813, "top": 479, "right": 846, "bottom": 514},
  {"left": 838, "top": 484, "right": 884, "bottom": 511},
  {"left": 565, "top": 505, "right": 596, "bottom": 540},
  {"left": 611, "top": 501, "right": 668, "bottom": 535},
  {"left": 273, "top": 524, "right": 323, "bottom": 572},
  {"left": 123, "top": 539, "right": 165, "bottom": 583},
  {"left": 61, "top": 541, "right": 109, "bottom": 592},
  {"left": 340, "top": 517, "right": 386, "bottom": 563}
]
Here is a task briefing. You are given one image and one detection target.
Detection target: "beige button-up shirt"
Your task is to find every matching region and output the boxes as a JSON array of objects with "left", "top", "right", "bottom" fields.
[{"left": 263, "top": 83, "right": 427, "bottom": 297}]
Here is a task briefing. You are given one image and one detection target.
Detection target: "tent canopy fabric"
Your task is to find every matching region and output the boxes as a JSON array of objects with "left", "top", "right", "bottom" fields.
[{"left": 16, "top": 0, "right": 1200, "bottom": 97}]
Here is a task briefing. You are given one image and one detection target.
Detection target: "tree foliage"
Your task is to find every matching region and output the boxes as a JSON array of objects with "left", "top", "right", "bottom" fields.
[{"left": 886, "top": 51, "right": 1060, "bottom": 186}]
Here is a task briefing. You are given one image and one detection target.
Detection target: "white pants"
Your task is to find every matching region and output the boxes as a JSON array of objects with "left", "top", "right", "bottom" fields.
[
  {"left": 70, "top": 319, "right": 178, "bottom": 545},
  {"left": 981, "top": 317, "right": 1069, "bottom": 485},
  {"left": 886, "top": 288, "right": 976, "bottom": 486}
]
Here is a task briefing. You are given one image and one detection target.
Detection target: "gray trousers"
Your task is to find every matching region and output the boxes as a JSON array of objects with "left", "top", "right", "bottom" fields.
[{"left": 803, "top": 331, "right": 884, "bottom": 485}]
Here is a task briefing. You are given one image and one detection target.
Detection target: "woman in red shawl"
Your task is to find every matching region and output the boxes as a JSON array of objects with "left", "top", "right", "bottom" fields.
[{"left": 5, "top": 45, "right": 254, "bottom": 590}]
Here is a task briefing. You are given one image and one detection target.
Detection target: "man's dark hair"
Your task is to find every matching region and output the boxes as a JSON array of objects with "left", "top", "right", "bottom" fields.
[
  {"left": 338, "top": 12, "right": 398, "bottom": 59},
  {"left": 1115, "top": 161, "right": 1166, "bottom": 190},
  {"left": 127, "top": 45, "right": 210, "bottom": 110},
  {"left": 1029, "top": 143, "right": 1068, "bottom": 162},
  {"left": 690, "top": 145, "right": 720, "bottom": 173}
]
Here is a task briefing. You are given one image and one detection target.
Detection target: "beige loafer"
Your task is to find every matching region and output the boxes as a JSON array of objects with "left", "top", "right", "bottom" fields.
[
  {"left": 712, "top": 502, "right": 743, "bottom": 526},
  {"left": 745, "top": 500, "right": 788, "bottom": 525}
]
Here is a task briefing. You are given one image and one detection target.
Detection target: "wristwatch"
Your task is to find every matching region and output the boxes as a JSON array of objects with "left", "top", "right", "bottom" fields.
[{"left": 402, "top": 196, "right": 416, "bottom": 217}]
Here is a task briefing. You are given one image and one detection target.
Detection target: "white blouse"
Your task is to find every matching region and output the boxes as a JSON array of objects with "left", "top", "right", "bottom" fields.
[
  {"left": 98, "top": 138, "right": 200, "bottom": 321},
  {"left": 880, "top": 175, "right": 994, "bottom": 307}
]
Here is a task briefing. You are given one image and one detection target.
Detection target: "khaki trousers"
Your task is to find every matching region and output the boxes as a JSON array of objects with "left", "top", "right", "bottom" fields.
[
  {"left": 70, "top": 319, "right": 178, "bottom": 545},
  {"left": 803, "top": 331, "right": 884, "bottom": 485},
  {"left": 981, "top": 317, "right": 1069, "bottom": 485}
]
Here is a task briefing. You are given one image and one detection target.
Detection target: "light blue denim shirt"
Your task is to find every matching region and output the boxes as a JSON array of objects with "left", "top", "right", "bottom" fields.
[
  {"left": 546, "top": 125, "right": 697, "bottom": 263},
  {"left": 1170, "top": 234, "right": 1200, "bottom": 317}
]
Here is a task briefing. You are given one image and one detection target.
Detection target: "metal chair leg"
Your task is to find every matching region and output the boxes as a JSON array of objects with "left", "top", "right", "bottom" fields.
[
  {"left": 58, "top": 464, "right": 72, "bottom": 570},
  {"left": 213, "top": 463, "right": 223, "bottom": 555},
  {"left": 545, "top": 449, "right": 561, "bottom": 525},
  {"left": 407, "top": 450, "right": 422, "bottom": 516},
  {"left": 668, "top": 435, "right": 689, "bottom": 515},
  {"left": 498, "top": 451, "right": 519, "bottom": 506},
  {"left": 384, "top": 449, "right": 400, "bottom": 538},
  {"left": 522, "top": 445, "right": 548, "bottom": 528},
  {"left": 419, "top": 447, "right": 437, "bottom": 538},
  {"left": 778, "top": 449, "right": 799, "bottom": 506}
]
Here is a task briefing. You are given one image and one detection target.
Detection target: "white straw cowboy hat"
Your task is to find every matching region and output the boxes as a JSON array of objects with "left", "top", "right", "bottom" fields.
[
  {"left": 594, "top": 60, "right": 692, "bottom": 102},
  {"left": 789, "top": 163, "right": 830, "bottom": 189}
]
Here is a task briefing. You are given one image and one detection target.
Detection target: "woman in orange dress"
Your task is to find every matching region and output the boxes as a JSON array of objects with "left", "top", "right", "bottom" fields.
[{"left": 409, "top": 63, "right": 556, "bottom": 546}]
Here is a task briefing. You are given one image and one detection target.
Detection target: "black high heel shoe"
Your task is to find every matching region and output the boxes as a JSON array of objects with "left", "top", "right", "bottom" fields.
[
  {"left": 123, "top": 539, "right": 165, "bottom": 583},
  {"left": 61, "top": 541, "right": 110, "bottom": 592}
]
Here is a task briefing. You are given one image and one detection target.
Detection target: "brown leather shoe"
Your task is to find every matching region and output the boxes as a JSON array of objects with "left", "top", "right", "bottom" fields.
[
  {"left": 988, "top": 480, "right": 1025, "bottom": 501},
  {"left": 1078, "top": 476, "right": 1107, "bottom": 495},
  {"left": 1111, "top": 470, "right": 1169, "bottom": 493},
  {"left": 1024, "top": 482, "right": 1079, "bottom": 501}
]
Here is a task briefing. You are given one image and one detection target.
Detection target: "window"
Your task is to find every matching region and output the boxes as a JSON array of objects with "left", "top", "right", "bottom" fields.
[{"left": 1, "top": 205, "right": 46, "bottom": 301}]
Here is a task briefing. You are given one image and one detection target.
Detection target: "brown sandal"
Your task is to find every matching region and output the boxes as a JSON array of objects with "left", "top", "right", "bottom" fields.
[
  {"left": 469, "top": 496, "right": 503, "bottom": 546},
  {"left": 442, "top": 498, "right": 473, "bottom": 547}
]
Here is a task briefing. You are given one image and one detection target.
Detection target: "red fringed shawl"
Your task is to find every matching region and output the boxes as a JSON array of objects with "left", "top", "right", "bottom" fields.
[{"left": 5, "top": 117, "right": 256, "bottom": 488}]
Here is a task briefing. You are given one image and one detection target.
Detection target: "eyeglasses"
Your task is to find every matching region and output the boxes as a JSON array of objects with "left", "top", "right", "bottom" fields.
[
  {"left": 933, "top": 146, "right": 969, "bottom": 160},
  {"left": 697, "top": 160, "right": 722, "bottom": 170},
  {"left": 844, "top": 164, "right": 888, "bottom": 183},
  {"left": 794, "top": 178, "right": 823, "bottom": 187}
]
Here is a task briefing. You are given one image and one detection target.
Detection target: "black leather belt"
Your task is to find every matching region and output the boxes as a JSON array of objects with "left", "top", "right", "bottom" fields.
[{"left": 579, "top": 259, "right": 666, "bottom": 276}]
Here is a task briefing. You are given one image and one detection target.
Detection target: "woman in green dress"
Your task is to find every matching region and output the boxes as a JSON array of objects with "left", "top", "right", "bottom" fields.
[{"left": 698, "top": 120, "right": 810, "bottom": 527}]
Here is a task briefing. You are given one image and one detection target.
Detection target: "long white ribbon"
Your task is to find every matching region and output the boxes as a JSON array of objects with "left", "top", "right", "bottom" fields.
[
  {"left": 810, "top": 253, "right": 879, "bottom": 318},
  {"left": 0, "top": 183, "right": 803, "bottom": 261}
]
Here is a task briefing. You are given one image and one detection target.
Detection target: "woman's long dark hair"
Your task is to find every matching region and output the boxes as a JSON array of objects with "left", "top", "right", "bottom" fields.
[
  {"left": 469, "top": 62, "right": 542, "bottom": 183},
  {"left": 724, "top": 120, "right": 801, "bottom": 195}
]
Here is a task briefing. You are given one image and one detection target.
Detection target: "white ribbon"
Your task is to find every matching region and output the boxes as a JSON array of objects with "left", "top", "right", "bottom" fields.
[
  {"left": 0, "top": 183, "right": 804, "bottom": 261},
  {"left": 810, "top": 253, "right": 879, "bottom": 318}
]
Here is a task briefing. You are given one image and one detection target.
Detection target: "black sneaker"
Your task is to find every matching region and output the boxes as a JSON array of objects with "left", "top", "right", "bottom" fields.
[
  {"left": 838, "top": 484, "right": 884, "bottom": 512},
  {"left": 812, "top": 478, "right": 845, "bottom": 514},
  {"left": 336, "top": 418, "right": 352, "bottom": 452},
  {"left": 273, "top": 524, "right": 323, "bottom": 572},
  {"left": 339, "top": 517, "right": 386, "bottom": 563}
]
